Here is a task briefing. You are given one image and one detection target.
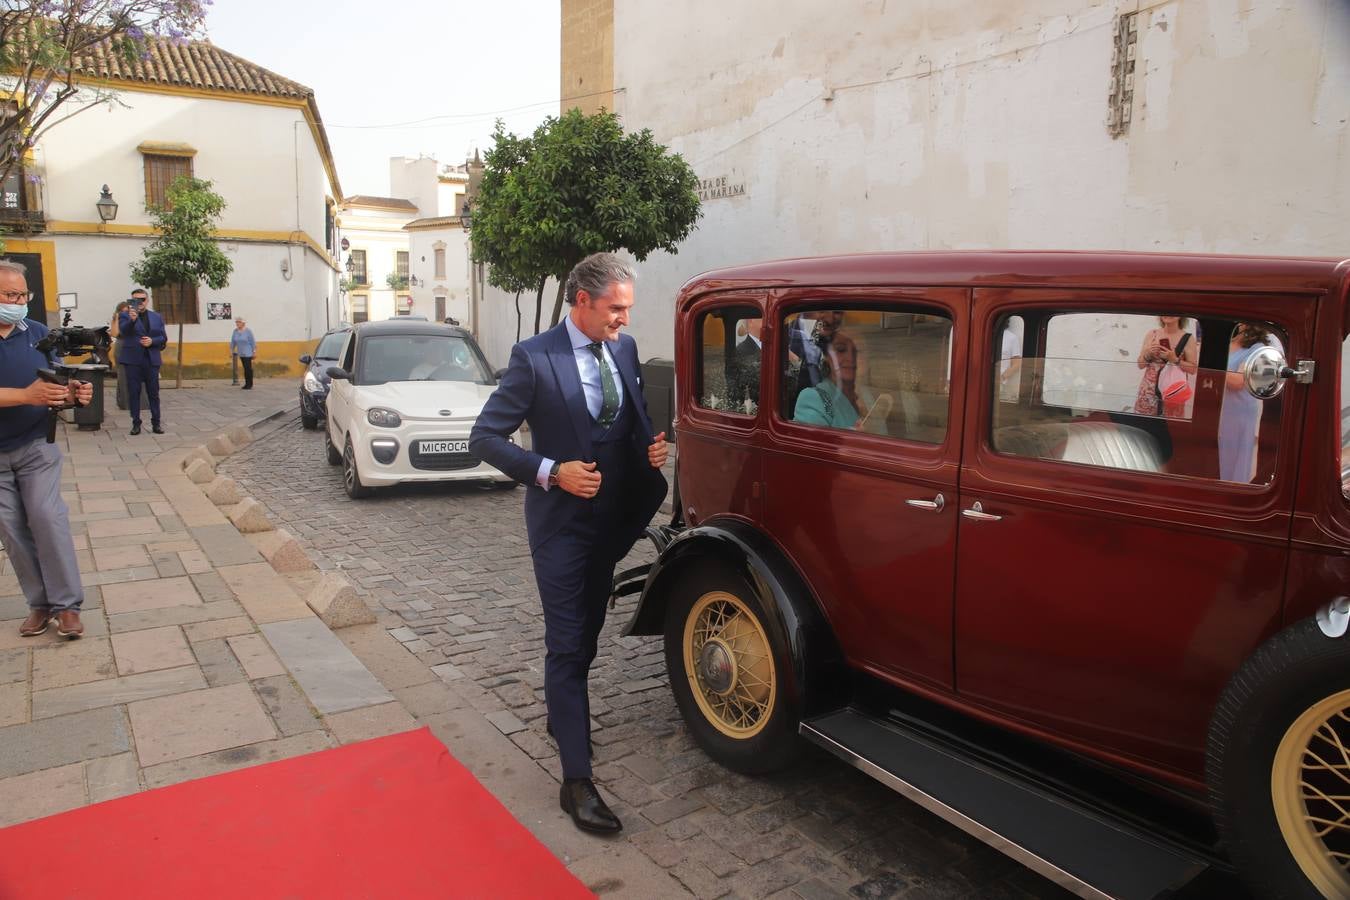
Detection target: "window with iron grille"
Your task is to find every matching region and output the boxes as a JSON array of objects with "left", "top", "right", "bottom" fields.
[
  {"left": 396, "top": 251, "right": 409, "bottom": 279},
  {"left": 153, "top": 282, "right": 199, "bottom": 325},
  {"left": 350, "top": 249, "right": 368, "bottom": 285},
  {"left": 351, "top": 294, "right": 368, "bottom": 324},
  {"left": 143, "top": 154, "right": 193, "bottom": 209}
]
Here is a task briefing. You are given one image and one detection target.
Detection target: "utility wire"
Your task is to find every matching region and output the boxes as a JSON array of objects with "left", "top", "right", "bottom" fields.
[{"left": 327, "top": 87, "right": 625, "bottom": 130}]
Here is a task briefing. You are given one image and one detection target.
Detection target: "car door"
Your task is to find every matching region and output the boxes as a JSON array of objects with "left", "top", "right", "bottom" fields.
[
  {"left": 327, "top": 331, "right": 357, "bottom": 444},
  {"left": 761, "top": 288, "right": 967, "bottom": 693},
  {"left": 953, "top": 289, "right": 1314, "bottom": 778}
]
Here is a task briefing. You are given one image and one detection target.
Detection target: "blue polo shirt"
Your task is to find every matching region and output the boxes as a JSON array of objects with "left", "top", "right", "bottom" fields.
[{"left": 0, "top": 320, "right": 58, "bottom": 452}]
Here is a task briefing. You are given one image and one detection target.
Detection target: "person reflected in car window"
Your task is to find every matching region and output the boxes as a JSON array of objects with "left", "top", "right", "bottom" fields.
[
  {"left": 792, "top": 330, "right": 890, "bottom": 435},
  {"left": 1219, "top": 322, "right": 1272, "bottom": 483},
  {"left": 408, "top": 340, "right": 448, "bottom": 380},
  {"left": 1134, "top": 315, "right": 1198, "bottom": 418},
  {"left": 729, "top": 317, "right": 762, "bottom": 412}
]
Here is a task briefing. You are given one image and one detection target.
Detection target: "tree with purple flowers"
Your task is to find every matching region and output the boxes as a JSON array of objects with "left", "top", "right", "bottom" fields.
[{"left": 0, "top": 1, "right": 209, "bottom": 190}]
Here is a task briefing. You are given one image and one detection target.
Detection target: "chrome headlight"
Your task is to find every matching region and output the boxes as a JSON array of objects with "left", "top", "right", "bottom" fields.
[
  {"left": 367, "top": 407, "right": 402, "bottom": 428},
  {"left": 303, "top": 371, "right": 323, "bottom": 393}
]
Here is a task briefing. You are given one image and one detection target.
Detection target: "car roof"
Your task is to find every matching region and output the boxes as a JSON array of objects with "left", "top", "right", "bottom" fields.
[
  {"left": 680, "top": 250, "right": 1350, "bottom": 301},
  {"left": 353, "top": 320, "right": 474, "bottom": 339}
]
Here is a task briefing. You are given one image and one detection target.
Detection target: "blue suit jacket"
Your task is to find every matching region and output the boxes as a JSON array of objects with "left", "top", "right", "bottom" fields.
[
  {"left": 116, "top": 309, "right": 168, "bottom": 367},
  {"left": 470, "top": 321, "right": 668, "bottom": 554}
]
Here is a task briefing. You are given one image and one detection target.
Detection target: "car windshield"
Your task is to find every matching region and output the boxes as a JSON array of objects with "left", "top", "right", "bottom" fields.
[
  {"left": 315, "top": 332, "right": 346, "bottom": 359},
  {"left": 357, "top": 334, "right": 492, "bottom": 385}
]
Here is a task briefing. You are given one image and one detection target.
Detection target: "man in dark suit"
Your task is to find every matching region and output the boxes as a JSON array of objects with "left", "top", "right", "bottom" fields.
[
  {"left": 470, "top": 253, "right": 668, "bottom": 834},
  {"left": 117, "top": 289, "right": 167, "bottom": 435}
]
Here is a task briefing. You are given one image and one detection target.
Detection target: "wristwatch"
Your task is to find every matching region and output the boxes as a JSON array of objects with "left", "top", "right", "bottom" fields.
[{"left": 547, "top": 461, "right": 561, "bottom": 488}]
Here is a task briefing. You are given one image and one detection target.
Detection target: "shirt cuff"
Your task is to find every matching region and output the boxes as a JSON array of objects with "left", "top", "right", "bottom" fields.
[{"left": 536, "top": 457, "right": 555, "bottom": 490}]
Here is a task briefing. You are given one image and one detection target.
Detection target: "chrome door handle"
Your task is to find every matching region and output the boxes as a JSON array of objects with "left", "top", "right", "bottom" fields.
[
  {"left": 905, "top": 493, "right": 944, "bottom": 512},
  {"left": 962, "top": 501, "right": 1002, "bottom": 522}
]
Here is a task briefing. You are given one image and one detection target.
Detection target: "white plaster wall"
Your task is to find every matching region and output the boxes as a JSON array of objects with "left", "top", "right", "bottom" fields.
[
  {"left": 50, "top": 233, "right": 319, "bottom": 344},
  {"left": 36, "top": 91, "right": 331, "bottom": 239},
  {"left": 389, "top": 157, "right": 440, "bottom": 217},
  {"left": 568, "top": 0, "right": 1350, "bottom": 360},
  {"left": 408, "top": 227, "right": 471, "bottom": 324}
]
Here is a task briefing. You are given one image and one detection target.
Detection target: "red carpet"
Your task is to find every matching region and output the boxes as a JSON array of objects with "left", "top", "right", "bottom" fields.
[{"left": 0, "top": 728, "right": 593, "bottom": 900}]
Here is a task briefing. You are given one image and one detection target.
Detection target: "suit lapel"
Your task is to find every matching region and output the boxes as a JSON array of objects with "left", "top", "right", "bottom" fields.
[
  {"left": 546, "top": 323, "right": 593, "bottom": 458},
  {"left": 613, "top": 337, "right": 653, "bottom": 442}
]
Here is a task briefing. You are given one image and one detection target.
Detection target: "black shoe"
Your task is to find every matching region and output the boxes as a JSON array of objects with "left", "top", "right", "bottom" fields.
[
  {"left": 151, "top": 424, "right": 164, "bottom": 434},
  {"left": 560, "top": 778, "right": 621, "bottom": 834},
  {"left": 129, "top": 424, "right": 141, "bottom": 435},
  {"left": 546, "top": 721, "right": 594, "bottom": 758}
]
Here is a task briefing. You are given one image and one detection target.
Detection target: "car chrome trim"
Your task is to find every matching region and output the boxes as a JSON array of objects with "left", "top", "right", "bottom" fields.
[
  {"left": 800, "top": 721, "right": 1113, "bottom": 900},
  {"left": 905, "top": 493, "right": 944, "bottom": 512},
  {"left": 962, "top": 501, "right": 1002, "bottom": 522},
  {"left": 1316, "top": 596, "right": 1350, "bottom": 638}
]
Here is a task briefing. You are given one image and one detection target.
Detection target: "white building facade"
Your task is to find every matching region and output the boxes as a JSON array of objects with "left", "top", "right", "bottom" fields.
[
  {"left": 2, "top": 37, "right": 343, "bottom": 377},
  {"left": 502, "top": 0, "right": 1350, "bottom": 364}
]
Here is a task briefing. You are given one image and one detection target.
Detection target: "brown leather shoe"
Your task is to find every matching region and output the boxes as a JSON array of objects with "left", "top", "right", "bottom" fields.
[
  {"left": 54, "top": 610, "right": 83, "bottom": 639},
  {"left": 19, "top": 609, "right": 52, "bottom": 637}
]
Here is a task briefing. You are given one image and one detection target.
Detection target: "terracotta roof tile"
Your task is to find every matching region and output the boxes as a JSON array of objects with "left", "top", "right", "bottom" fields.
[
  {"left": 342, "top": 196, "right": 419, "bottom": 211},
  {"left": 71, "top": 36, "right": 312, "bottom": 100}
]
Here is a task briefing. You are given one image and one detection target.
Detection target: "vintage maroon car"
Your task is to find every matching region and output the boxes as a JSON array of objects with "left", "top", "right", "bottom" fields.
[{"left": 618, "top": 252, "right": 1350, "bottom": 899}]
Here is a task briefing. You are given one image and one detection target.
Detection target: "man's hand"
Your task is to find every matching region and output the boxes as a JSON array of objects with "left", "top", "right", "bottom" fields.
[
  {"left": 127, "top": 309, "right": 139, "bottom": 322},
  {"left": 139, "top": 336, "right": 152, "bottom": 347},
  {"left": 648, "top": 432, "right": 668, "bottom": 469},
  {"left": 68, "top": 380, "right": 92, "bottom": 406},
  {"left": 26, "top": 379, "right": 69, "bottom": 408},
  {"left": 558, "top": 460, "right": 602, "bottom": 498}
]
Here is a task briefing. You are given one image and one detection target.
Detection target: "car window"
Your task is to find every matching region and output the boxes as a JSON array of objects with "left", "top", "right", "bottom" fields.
[
  {"left": 992, "top": 311, "right": 1287, "bottom": 485},
  {"left": 695, "top": 305, "right": 761, "bottom": 415},
  {"left": 1340, "top": 329, "right": 1349, "bottom": 501},
  {"left": 340, "top": 333, "right": 355, "bottom": 372},
  {"left": 356, "top": 335, "right": 491, "bottom": 385},
  {"left": 780, "top": 306, "right": 952, "bottom": 444},
  {"left": 316, "top": 332, "right": 346, "bottom": 359}
]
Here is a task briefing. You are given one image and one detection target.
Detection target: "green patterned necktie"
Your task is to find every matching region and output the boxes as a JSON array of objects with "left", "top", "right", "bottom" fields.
[{"left": 588, "top": 342, "right": 620, "bottom": 428}]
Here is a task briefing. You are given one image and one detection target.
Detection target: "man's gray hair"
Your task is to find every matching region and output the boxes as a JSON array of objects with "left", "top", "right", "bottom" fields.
[
  {"left": 0, "top": 259, "right": 28, "bottom": 278},
  {"left": 565, "top": 252, "right": 635, "bottom": 306}
]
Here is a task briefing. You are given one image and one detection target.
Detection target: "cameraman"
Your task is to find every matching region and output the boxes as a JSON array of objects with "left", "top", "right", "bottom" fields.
[
  {"left": 117, "top": 288, "right": 166, "bottom": 435},
  {"left": 0, "top": 260, "right": 91, "bottom": 639}
]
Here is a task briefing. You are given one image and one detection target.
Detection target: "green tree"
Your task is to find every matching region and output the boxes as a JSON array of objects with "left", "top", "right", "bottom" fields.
[
  {"left": 471, "top": 109, "right": 701, "bottom": 333},
  {"left": 130, "top": 175, "right": 232, "bottom": 388}
]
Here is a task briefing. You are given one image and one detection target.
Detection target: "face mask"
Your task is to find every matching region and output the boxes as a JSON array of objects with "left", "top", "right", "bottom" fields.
[{"left": 0, "top": 303, "right": 28, "bottom": 326}]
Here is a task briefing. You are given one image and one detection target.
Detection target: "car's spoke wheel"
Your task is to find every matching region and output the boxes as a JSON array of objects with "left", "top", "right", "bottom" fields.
[
  {"left": 1271, "top": 689, "right": 1350, "bottom": 897},
  {"left": 683, "top": 591, "right": 776, "bottom": 739},
  {"left": 664, "top": 562, "right": 799, "bottom": 774},
  {"left": 342, "top": 439, "right": 371, "bottom": 499}
]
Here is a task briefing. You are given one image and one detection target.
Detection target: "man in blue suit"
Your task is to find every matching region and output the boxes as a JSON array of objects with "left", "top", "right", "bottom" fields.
[
  {"left": 117, "top": 288, "right": 167, "bottom": 435},
  {"left": 470, "top": 253, "right": 668, "bottom": 834}
]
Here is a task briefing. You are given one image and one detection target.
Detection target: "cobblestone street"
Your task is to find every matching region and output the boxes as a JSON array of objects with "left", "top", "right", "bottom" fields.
[{"left": 221, "top": 415, "right": 1067, "bottom": 900}]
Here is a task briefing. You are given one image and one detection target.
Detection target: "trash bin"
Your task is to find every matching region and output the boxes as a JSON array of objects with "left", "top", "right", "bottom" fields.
[
  {"left": 641, "top": 357, "right": 676, "bottom": 440},
  {"left": 66, "top": 364, "right": 108, "bottom": 431}
]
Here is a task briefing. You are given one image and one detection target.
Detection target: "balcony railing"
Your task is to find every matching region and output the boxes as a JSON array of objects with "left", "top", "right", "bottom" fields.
[{"left": 0, "top": 208, "right": 45, "bottom": 232}]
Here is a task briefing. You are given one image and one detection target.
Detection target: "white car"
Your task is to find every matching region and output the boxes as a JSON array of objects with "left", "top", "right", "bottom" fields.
[{"left": 323, "top": 320, "right": 518, "bottom": 498}]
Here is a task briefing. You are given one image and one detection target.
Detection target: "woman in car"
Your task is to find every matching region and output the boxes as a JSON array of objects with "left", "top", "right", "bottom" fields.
[
  {"left": 1219, "top": 322, "right": 1273, "bottom": 483},
  {"left": 1133, "top": 315, "right": 1198, "bottom": 417},
  {"left": 792, "top": 330, "right": 890, "bottom": 435}
]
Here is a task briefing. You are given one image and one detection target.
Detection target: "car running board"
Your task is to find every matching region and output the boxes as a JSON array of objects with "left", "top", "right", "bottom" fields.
[{"left": 799, "top": 708, "right": 1209, "bottom": 900}]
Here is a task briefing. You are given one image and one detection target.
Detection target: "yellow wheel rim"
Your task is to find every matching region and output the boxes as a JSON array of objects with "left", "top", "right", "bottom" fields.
[
  {"left": 1272, "top": 688, "right": 1350, "bottom": 899},
  {"left": 682, "top": 591, "right": 776, "bottom": 739}
]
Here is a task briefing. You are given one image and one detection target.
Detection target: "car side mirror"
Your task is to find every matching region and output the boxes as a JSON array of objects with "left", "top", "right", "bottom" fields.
[
  {"left": 1243, "top": 345, "right": 1287, "bottom": 399},
  {"left": 326, "top": 366, "right": 350, "bottom": 381},
  {"left": 493, "top": 367, "right": 508, "bottom": 381},
  {"left": 299, "top": 354, "right": 313, "bottom": 365}
]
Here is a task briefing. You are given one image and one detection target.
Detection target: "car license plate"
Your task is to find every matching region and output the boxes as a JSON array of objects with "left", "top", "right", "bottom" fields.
[{"left": 418, "top": 439, "right": 469, "bottom": 455}]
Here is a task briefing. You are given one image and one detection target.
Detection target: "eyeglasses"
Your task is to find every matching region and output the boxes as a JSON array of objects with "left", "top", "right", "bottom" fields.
[{"left": 0, "top": 291, "right": 31, "bottom": 304}]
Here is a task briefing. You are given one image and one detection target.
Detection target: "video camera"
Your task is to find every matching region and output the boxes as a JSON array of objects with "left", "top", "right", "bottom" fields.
[{"left": 33, "top": 323, "right": 112, "bottom": 443}]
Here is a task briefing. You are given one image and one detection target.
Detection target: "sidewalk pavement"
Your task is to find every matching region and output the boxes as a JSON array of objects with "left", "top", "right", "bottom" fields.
[{"left": 0, "top": 378, "right": 685, "bottom": 897}]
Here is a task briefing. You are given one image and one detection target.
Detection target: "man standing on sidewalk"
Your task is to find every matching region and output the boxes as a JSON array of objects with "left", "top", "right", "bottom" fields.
[
  {"left": 0, "top": 260, "right": 92, "bottom": 638},
  {"left": 117, "top": 288, "right": 167, "bottom": 435},
  {"left": 230, "top": 317, "right": 256, "bottom": 390},
  {"left": 471, "top": 253, "right": 668, "bottom": 835}
]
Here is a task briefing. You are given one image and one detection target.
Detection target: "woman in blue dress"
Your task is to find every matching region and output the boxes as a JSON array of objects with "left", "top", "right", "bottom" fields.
[
  {"left": 1219, "top": 323, "right": 1273, "bottom": 483},
  {"left": 792, "top": 330, "right": 889, "bottom": 435}
]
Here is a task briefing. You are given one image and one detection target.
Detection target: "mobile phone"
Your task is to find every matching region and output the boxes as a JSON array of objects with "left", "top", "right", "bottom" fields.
[{"left": 1159, "top": 337, "right": 1171, "bottom": 350}]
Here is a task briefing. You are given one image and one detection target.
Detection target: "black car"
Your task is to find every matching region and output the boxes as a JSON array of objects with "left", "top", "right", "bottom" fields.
[{"left": 298, "top": 326, "right": 351, "bottom": 429}]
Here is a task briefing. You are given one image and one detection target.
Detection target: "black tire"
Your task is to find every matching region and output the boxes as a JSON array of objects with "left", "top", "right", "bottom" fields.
[
  {"left": 300, "top": 396, "right": 319, "bottom": 430},
  {"left": 1207, "top": 616, "right": 1350, "bottom": 900},
  {"left": 342, "top": 438, "right": 372, "bottom": 499},
  {"left": 324, "top": 426, "right": 341, "bottom": 465},
  {"left": 663, "top": 560, "right": 801, "bottom": 774}
]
